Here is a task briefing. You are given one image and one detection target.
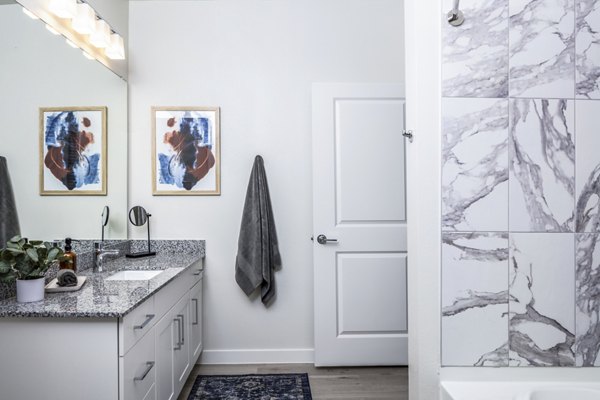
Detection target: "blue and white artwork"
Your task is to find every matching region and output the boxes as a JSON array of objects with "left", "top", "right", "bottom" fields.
[
  {"left": 41, "top": 107, "right": 106, "bottom": 194},
  {"left": 153, "top": 108, "right": 220, "bottom": 195}
]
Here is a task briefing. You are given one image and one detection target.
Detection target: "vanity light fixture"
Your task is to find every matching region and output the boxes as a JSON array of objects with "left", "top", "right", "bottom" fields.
[
  {"left": 105, "top": 33, "right": 125, "bottom": 60},
  {"left": 48, "top": 0, "right": 77, "bottom": 19},
  {"left": 89, "top": 19, "right": 111, "bottom": 48},
  {"left": 22, "top": 1, "right": 126, "bottom": 64},
  {"left": 45, "top": 24, "right": 60, "bottom": 35},
  {"left": 71, "top": 2, "right": 95, "bottom": 35},
  {"left": 22, "top": 7, "right": 39, "bottom": 20}
]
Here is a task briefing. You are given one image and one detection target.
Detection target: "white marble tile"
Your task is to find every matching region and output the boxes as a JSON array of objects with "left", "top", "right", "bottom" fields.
[
  {"left": 576, "top": 0, "right": 600, "bottom": 98},
  {"left": 575, "top": 100, "right": 600, "bottom": 232},
  {"left": 509, "top": 0, "right": 575, "bottom": 98},
  {"left": 509, "top": 99, "right": 575, "bottom": 232},
  {"left": 442, "top": 232, "right": 509, "bottom": 367},
  {"left": 509, "top": 233, "right": 575, "bottom": 366},
  {"left": 575, "top": 233, "right": 600, "bottom": 366},
  {"left": 442, "top": 0, "right": 509, "bottom": 97},
  {"left": 442, "top": 98, "right": 509, "bottom": 231}
]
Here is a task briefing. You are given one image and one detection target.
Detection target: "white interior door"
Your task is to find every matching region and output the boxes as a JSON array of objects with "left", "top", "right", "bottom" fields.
[{"left": 312, "top": 83, "right": 408, "bottom": 366}]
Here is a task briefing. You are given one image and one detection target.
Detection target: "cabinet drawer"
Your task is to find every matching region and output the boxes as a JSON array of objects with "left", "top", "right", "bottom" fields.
[
  {"left": 120, "top": 296, "right": 156, "bottom": 356},
  {"left": 186, "top": 259, "right": 204, "bottom": 288},
  {"left": 121, "top": 327, "right": 156, "bottom": 400},
  {"left": 154, "top": 267, "right": 201, "bottom": 320},
  {"left": 179, "top": 260, "right": 204, "bottom": 292}
]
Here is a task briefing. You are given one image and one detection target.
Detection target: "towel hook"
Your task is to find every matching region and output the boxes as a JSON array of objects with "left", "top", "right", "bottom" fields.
[{"left": 447, "top": 0, "right": 464, "bottom": 27}]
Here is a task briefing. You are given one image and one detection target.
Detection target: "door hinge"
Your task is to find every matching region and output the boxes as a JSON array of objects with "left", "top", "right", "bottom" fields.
[{"left": 402, "top": 130, "right": 413, "bottom": 143}]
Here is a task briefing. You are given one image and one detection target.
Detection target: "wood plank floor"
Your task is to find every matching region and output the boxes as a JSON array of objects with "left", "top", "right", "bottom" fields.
[{"left": 178, "top": 364, "right": 408, "bottom": 400}]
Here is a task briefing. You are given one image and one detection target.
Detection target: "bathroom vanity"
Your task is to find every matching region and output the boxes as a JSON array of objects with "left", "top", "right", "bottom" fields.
[{"left": 0, "top": 249, "right": 204, "bottom": 400}]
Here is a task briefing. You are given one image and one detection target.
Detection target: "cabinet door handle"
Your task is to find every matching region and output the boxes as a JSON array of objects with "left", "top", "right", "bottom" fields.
[
  {"left": 173, "top": 318, "right": 182, "bottom": 350},
  {"left": 193, "top": 270, "right": 202, "bottom": 276},
  {"left": 133, "top": 314, "right": 155, "bottom": 330},
  {"left": 192, "top": 299, "right": 199, "bottom": 325},
  {"left": 133, "top": 362, "right": 155, "bottom": 381},
  {"left": 177, "top": 314, "right": 185, "bottom": 345}
]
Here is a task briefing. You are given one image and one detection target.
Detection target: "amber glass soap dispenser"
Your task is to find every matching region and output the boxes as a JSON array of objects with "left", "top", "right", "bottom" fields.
[{"left": 60, "top": 237, "right": 77, "bottom": 272}]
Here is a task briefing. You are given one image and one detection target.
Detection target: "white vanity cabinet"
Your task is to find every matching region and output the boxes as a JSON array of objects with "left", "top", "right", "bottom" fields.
[
  {"left": 189, "top": 280, "right": 203, "bottom": 361},
  {"left": 121, "top": 264, "right": 204, "bottom": 400},
  {"left": 173, "top": 295, "right": 192, "bottom": 395},
  {"left": 0, "top": 259, "right": 204, "bottom": 400},
  {"left": 154, "top": 278, "right": 204, "bottom": 400}
]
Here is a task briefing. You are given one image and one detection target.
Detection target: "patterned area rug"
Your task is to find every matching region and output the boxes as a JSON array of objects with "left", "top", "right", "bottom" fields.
[{"left": 187, "top": 373, "right": 312, "bottom": 400}]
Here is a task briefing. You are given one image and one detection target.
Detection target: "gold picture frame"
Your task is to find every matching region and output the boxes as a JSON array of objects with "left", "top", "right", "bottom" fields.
[
  {"left": 39, "top": 106, "right": 107, "bottom": 196},
  {"left": 152, "top": 106, "right": 221, "bottom": 196}
]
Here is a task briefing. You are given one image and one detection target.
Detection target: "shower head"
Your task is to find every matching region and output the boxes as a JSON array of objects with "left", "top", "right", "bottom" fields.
[{"left": 447, "top": 0, "right": 464, "bottom": 27}]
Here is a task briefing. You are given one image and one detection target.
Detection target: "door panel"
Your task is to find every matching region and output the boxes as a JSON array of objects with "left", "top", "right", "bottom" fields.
[
  {"left": 313, "top": 83, "right": 408, "bottom": 366},
  {"left": 155, "top": 312, "right": 176, "bottom": 400},
  {"left": 337, "top": 253, "right": 407, "bottom": 334},
  {"left": 189, "top": 279, "right": 203, "bottom": 361},
  {"left": 173, "top": 297, "right": 190, "bottom": 395},
  {"left": 335, "top": 99, "right": 406, "bottom": 223}
]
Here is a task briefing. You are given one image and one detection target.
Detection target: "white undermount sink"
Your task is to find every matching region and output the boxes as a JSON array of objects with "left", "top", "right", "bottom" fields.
[{"left": 105, "top": 270, "right": 163, "bottom": 281}]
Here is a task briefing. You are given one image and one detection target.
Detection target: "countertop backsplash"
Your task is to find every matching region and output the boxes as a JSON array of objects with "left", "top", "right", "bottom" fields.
[{"left": 0, "top": 240, "right": 205, "bottom": 301}]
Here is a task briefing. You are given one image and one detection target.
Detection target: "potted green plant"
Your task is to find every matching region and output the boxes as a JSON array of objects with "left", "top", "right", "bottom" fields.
[{"left": 0, "top": 236, "right": 64, "bottom": 303}]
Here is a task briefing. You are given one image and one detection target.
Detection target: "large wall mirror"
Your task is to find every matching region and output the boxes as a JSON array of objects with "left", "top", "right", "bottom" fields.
[{"left": 0, "top": 1, "right": 128, "bottom": 242}]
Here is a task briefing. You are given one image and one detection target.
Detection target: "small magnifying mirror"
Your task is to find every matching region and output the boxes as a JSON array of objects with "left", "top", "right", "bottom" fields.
[
  {"left": 129, "top": 206, "right": 148, "bottom": 226},
  {"left": 126, "top": 206, "right": 156, "bottom": 258},
  {"left": 101, "top": 206, "right": 110, "bottom": 241}
]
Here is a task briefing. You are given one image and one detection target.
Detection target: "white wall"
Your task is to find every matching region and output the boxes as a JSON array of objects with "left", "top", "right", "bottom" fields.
[
  {"left": 0, "top": 4, "right": 128, "bottom": 241},
  {"left": 405, "top": 1, "right": 442, "bottom": 398},
  {"left": 129, "top": 0, "right": 404, "bottom": 362}
]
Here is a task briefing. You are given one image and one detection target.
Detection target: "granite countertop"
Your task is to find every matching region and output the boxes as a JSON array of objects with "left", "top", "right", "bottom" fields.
[{"left": 0, "top": 252, "right": 203, "bottom": 318}]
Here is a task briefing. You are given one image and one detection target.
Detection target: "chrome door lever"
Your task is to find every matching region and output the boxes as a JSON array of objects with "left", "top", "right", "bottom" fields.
[
  {"left": 316, "top": 234, "right": 338, "bottom": 245},
  {"left": 402, "top": 130, "right": 413, "bottom": 142}
]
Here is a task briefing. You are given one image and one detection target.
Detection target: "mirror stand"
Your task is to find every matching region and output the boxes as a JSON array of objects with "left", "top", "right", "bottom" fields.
[
  {"left": 126, "top": 206, "right": 156, "bottom": 258},
  {"left": 101, "top": 206, "right": 110, "bottom": 242}
]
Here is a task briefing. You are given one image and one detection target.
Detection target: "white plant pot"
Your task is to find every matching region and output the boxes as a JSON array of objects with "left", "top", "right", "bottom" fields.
[{"left": 16, "top": 277, "right": 45, "bottom": 303}]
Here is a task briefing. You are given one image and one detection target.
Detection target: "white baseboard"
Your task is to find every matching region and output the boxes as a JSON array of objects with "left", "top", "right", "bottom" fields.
[{"left": 199, "top": 348, "right": 315, "bottom": 365}]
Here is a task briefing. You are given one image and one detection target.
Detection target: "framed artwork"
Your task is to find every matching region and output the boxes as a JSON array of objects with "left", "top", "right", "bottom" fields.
[
  {"left": 152, "top": 107, "right": 221, "bottom": 195},
  {"left": 39, "top": 107, "right": 107, "bottom": 195}
]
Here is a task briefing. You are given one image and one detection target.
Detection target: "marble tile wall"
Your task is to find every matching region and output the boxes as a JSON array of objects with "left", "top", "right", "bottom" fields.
[{"left": 441, "top": 0, "right": 600, "bottom": 367}]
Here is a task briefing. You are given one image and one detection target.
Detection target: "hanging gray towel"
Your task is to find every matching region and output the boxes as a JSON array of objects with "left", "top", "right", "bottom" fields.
[
  {"left": 235, "top": 155, "right": 281, "bottom": 306},
  {"left": 0, "top": 156, "right": 20, "bottom": 248}
]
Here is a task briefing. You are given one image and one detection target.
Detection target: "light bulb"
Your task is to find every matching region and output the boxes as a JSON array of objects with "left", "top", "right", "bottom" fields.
[
  {"left": 45, "top": 24, "right": 61, "bottom": 35},
  {"left": 48, "top": 0, "right": 77, "bottom": 19},
  {"left": 90, "top": 20, "right": 111, "bottom": 48},
  {"left": 22, "top": 7, "right": 39, "bottom": 20},
  {"left": 105, "top": 34, "right": 125, "bottom": 60},
  {"left": 72, "top": 3, "right": 96, "bottom": 35}
]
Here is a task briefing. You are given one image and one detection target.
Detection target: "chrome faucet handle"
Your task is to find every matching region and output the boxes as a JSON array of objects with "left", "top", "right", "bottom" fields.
[{"left": 93, "top": 241, "right": 120, "bottom": 272}]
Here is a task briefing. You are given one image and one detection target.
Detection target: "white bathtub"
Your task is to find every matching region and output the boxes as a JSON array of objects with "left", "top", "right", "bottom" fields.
[
  {"left": 441, "top": 381, "right": 600, "bottom": 400},
  {"left": 515, "top": 387, "right": 600, "bottom": 400}
]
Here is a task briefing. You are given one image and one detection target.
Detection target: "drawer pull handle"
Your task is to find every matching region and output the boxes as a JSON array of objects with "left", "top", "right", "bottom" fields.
[
  {"left": 192, "top": 299, "right": 199, "bottom": 325},
  {"left": 133, "top": 314, "right": 155, "bottom": 330},
  {"left": 173, "top": 318, "right": 182, "bottom": 350},
  {"left": 193, "top": 271, "right": 202, "bottom": 276},
  {"left": 133, "top": 361, "right": 155, "bottom": 382},
  {"left": 177, "top": 314, "right": 185, "bottom": 344}
]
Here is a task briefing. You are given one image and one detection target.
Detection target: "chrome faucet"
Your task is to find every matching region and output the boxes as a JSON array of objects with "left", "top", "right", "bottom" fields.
[{"left": 93, "top": 241, "right": 120, "bottom": 272}]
